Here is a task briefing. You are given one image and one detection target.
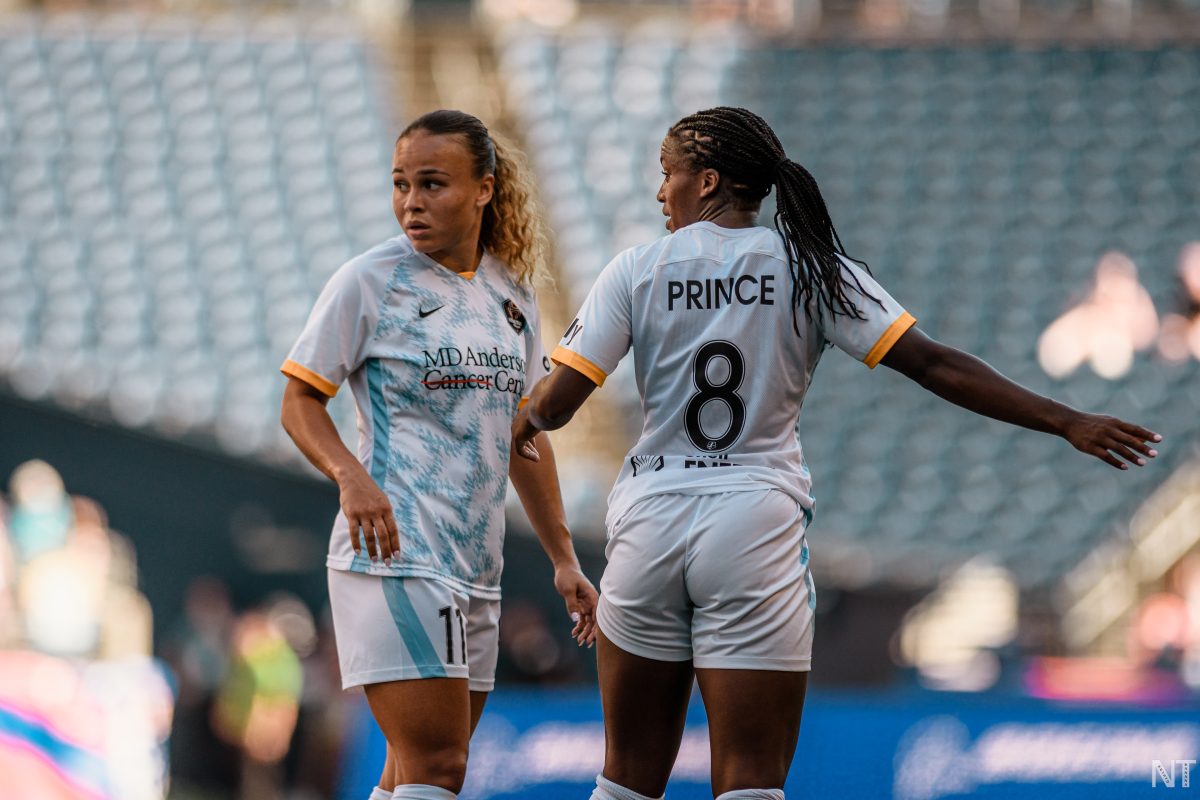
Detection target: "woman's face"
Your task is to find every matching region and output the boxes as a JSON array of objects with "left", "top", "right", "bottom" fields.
[
  {"left": 392, "top": 131, "right": 494, "bottom": 261},
  {"left": 656, "top": 138, "right": 719, "bottom": 233}
]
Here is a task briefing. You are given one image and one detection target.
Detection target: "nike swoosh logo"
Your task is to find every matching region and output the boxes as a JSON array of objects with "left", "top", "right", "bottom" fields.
[{"left": 418, "top": 305, "right": 445, "bottom": 318}]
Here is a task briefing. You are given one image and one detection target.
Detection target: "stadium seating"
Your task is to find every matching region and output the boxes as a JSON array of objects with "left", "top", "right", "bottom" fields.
[
  {"left": 497, "top": 23, "right": 1200, "bottom": 586},
  {"left": 0, "top": 12, "right": 397, "bottom": 463}
]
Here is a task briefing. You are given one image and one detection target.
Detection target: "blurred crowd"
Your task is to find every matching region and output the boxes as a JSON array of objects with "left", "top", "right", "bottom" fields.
[{"left": 0, "top": 459, "right": 594, "bottom": 800}]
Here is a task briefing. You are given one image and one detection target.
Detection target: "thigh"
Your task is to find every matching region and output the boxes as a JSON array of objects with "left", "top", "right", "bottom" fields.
[
  {"left": 363, "top": 677, "right": 472, "bottom": 783},
  {"left": 695, "top": 668, "right": 808, "bottom": 795},
  {"left": 597, "top": 628, "right": 695, "bottom": 798},
  {"left": 687, "top": 491, "right": 815, "bottom": 672}
]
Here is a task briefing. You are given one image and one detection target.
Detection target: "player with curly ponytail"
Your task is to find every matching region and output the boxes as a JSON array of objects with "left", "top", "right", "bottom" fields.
[
  {"left": 281, "top": 110, "right": 595, "bottom": 800},
  {"left": 514, "top": 106, "right": 1160, "bottom": 800}
]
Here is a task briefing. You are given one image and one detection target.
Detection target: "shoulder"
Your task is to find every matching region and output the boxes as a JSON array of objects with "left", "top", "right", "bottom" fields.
[
  {"left": 331, "top": 235, "right": 420, "bottom": 284},
  {"left": 483, "top": 253, "right": 537, "bottom": 306}
]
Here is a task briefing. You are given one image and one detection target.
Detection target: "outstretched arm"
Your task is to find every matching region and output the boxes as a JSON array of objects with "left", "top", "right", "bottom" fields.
[
  {"left": 880, "top": 326, "right": 1162, "bottom": 469},
  {"left": 509, "top": 429, "right": 598, "bottom": 646},
  {"left": 512, "top": 365, "right": 598, "bottom": 462}
]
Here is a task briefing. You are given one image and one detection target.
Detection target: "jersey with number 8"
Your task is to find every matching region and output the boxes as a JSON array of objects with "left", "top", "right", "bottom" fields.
[{"left": 552, "top": 221, "right": 915, "bottom": 530}]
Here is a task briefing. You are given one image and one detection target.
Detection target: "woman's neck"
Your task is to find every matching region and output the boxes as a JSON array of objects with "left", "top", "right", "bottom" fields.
[
  {"left": 428, "top": 239, "right": 484, "bottom": 274},
  {"left": 697, "top": 201, "right": 758, "bottom": 229}
]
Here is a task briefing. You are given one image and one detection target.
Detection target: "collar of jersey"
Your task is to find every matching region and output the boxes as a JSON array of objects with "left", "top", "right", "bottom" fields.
[
  {"left": 412, "top": 248, "right": 491, "bottom": 282},
  {"left": 683, "top": 220, "right": 767, "bottom": 237}
]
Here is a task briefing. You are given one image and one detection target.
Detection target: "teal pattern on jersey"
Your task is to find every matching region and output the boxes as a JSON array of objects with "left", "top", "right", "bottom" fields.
[
  {"left": 366, "top": 357, "right": 390, "bottom": 486},
  {"left": 357, "top": 257, "right": 531, "bottom": 589},
  {"left": 381, "top": 578, "right": 448, "bottom": 678}
]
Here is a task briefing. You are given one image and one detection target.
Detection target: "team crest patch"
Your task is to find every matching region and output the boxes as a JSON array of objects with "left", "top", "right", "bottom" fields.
[{"left": 503, "top": 299, "right": 527, "bottom": 333}]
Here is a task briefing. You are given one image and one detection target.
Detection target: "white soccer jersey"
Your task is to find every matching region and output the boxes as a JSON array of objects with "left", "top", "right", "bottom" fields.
[
  {"left": 282, "top": 235, "right": 550, "bottom": 599},
  {"left": 552, "top": 221, "right": 915, "bottom": 529}
]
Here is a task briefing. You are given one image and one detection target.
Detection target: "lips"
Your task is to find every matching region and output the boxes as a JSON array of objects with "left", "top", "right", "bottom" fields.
[{"left": 406, "top": 221, "right": 431, "bottom": 236}]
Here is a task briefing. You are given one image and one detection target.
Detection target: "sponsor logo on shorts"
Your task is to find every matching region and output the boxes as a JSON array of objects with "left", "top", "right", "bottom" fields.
[{"left": 631, "top": 455, "right": 665, "bottom": 477}]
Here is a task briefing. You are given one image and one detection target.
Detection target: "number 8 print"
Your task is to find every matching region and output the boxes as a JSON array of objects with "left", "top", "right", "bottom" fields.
[{"left": 684, "top": 340, "right": 747, "bottom": 452}]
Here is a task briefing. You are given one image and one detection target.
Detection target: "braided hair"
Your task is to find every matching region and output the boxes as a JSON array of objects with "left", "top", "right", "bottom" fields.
[{"left": 666, "top": 107, "right": 880, "bottom": 332}]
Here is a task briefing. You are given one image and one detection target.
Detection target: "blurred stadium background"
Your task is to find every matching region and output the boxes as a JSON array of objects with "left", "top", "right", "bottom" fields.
[{"left": 1, "top": 0, "right": 1199, "bottom": 797}]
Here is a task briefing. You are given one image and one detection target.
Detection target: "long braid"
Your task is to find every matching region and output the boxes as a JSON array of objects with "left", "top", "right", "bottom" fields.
[{"left": 668, "top": 107, "right": 880, "bottom": 332}]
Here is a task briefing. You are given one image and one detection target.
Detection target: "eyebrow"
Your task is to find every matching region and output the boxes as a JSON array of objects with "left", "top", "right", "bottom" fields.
[{"left": 392, "top": 167, "right": 452, "bottom": 176}]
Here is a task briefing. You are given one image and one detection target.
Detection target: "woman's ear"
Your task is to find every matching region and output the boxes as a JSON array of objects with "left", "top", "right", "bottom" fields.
[
  {"left": 476, "top": 174, "right": 495, "bottom": 208},
  {"left": 698, "top": 168, "right": 721, "bottom": 200}
]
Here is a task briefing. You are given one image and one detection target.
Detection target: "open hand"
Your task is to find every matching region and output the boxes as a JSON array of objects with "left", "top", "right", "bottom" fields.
[
  {"left": 1062, "top": 413, "right": 1162, "bottom": 470},
  {"left": 338, "top": 470, "right": 400, "bottom": 563},
  {"left": 554, "top": 564, "right": 598, "bottom": 647}
]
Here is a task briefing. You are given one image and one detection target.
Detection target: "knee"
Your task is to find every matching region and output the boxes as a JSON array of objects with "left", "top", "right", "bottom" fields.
[
  {"left": 711, "top": 754, "right": 788, "bottom": 796},
  {"left": 400, "top": 745, "right": 468, "bottom": 793}
]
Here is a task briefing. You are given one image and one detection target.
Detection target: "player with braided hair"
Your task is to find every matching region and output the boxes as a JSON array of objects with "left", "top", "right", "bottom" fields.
[{"left": 514, "top": 106, "right": 1160, "bottom": 800}]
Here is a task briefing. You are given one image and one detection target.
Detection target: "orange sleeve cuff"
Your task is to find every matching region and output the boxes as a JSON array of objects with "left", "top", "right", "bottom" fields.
[
  {"left": 551, "top": 346, "right": 608, "bottom": 387},
  {"left": 281, "top": 359, "right": 339, "bottom": 397},
  {"left": 864, "top": 312, "right": 917, "bottom": 369}
]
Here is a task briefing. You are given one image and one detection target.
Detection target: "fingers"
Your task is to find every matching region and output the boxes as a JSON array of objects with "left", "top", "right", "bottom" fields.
[
  {"left": 347, "top": 514, "right": 398, "bottom": 563},
  {"left": 1105, "top": 440, "right": 1143, "bottom": 467},
  {"left": 1111, "top": 429, "right": 1158, "bottom": 459},
  {"left": 517, "top": 437, "right": 540, "bottom": 462},
  {"left": 383, "top": 511, "right": 401, "bottom": 560},
  {"left": 1092, "top": 446, "right": 1127, "bottom": 470},
  {"left": 359, "top": 517, "right": 379, "bottom": 561},
  {"left": 1117, "top": 420, "right": 1162, "bottom": 445}
]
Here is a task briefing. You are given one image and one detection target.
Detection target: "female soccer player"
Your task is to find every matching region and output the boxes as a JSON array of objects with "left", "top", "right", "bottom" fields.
[
  {"left": 513, "top": 107, "right": 1162, "bottom": 800},
  {"left": 280, "top": 110, "right": 597, "bottom": 800}
]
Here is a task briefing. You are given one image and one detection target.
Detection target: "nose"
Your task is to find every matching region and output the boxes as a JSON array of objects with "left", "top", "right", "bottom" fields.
[
  {"left": 403, "top": 188, "right": 424, "bottom": 213},
  {"left": 656, "top": 182, "right": 666, "bottom": 204}
]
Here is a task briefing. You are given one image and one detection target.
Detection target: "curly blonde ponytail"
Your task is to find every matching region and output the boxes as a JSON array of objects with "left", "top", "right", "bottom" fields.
[
  {"left": 481, "top": 135, "right": 550, "bottom": 286},
  {"left": 399, "top": 110, "right": 549, "bottom": 286}
]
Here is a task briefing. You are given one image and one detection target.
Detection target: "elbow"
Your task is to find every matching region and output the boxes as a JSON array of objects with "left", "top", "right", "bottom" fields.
[{"left": 529, "top": 397, "right": 571, "bottom": 431}]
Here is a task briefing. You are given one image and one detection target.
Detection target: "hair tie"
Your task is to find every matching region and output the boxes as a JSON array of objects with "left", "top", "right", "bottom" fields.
[{"left": 774, "top": 156, "right": 790, "bottom": 173}]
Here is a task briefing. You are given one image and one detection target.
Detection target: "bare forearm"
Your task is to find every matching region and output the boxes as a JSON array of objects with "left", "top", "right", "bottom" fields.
[
  {"left": 281, "top": 392, "right": 364, "bottom": 485},
  {"left": 509, "top": 434, "right": 579, "bottom": 570},
  {"left": 918, "top": 345, "right": 1073, "bottom": 436}
]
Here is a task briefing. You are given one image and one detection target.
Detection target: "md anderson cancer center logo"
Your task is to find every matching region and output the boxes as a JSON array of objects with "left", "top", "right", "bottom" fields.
[{"left": 422, "top": 345, "right": 527, "bottom": 396}]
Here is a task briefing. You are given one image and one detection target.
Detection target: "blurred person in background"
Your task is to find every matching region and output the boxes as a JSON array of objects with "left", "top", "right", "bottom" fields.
[
  {"left": 8, "top": 459, "right": 72, "bottom": 563},
  {"left": 1, "top": 461, "right": 169, "bottom": 800},
  {"left": 211, "top": 606, "right": 304, "bottom": 800},
  {"left": 280, "top": 109, "right": 598, "bottom": 800},
  {"left": 0, "top": 498, "right": 18, "bottom": 647},
  {"left": 164, "top": 576, "right": 241, "bottom": 798},
  {"left": 514, "top": 106, "right": 1163, "bottom": 800}
]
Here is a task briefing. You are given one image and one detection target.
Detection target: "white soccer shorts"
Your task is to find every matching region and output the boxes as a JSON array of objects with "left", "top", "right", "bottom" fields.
[
  {"left": 597, "top": 488, "right": 815, "bottom": 671},
  {"left": 328, "top": 569, "right": 501, "bottom": 692}
]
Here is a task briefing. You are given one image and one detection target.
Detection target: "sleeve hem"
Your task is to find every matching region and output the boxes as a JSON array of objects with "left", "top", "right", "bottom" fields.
[
  {"left": 864, "top": 312, "right": 917, "bottom": 369},
  {"left": 550, "top": 346, "right": 608, "bottom": 387},
  {"left": 281, "top": 359, "right": 339, "bottom": 397}
]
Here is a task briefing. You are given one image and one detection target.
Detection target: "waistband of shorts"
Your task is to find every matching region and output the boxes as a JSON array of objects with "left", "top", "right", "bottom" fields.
[{"left": 326, "top": 557, "right": 503, "bottom": 600}]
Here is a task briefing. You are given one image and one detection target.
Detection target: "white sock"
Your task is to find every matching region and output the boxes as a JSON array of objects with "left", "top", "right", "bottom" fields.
[
  {"left": 715, "top": 790, "right": 785, "bottom": 800},
  {"left": 590, "top": 773, "right": 663, "bottom": 800},
  {"left": 370, "top": 789, "right": 392, "bottom": 800},
  {"left": 390, "top": 785, "right": 457, "bottom": 800}
]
